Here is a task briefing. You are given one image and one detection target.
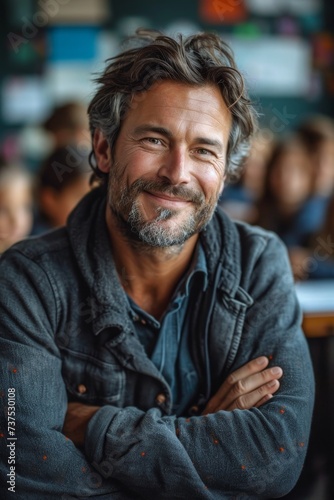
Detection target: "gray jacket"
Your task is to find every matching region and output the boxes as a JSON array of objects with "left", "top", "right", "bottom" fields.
[{"left": 0, "top": 187, "right": 314, "bottom": 499}]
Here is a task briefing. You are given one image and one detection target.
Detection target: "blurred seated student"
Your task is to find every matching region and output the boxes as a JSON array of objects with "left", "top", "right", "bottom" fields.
[
  {"left": 219, "top": 129, "right": 274, "bottom": 222},
  {"left": 254, "top": 134, "right": 322, "bottom": 248},
  {"left": 283, "top": 194, "right": 334, "bottom": 500},
  {"left": 32, "top": 146, "right": 91, "bottom": 234},
  {"left": 281, "top": 119, "right": 334, "bottom": 500},
  {"left": 296, "top": 115, "right": 334, "bottom": 197},
  {"left": 289, "top": 194, "right": 334, "bottom": 281},
  {"left": 43, "top": 101, "right": 90, "bottom": 150},
  {"left": 295, "top": 114, "right": 334, "bottom": 221},
  {"left": 0, "top": 161, "right": 33, "bottom": 255}
]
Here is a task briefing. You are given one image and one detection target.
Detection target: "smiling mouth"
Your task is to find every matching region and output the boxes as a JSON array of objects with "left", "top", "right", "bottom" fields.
[{"left": 144, "top": 191, "right": 191, "bottom": 205}]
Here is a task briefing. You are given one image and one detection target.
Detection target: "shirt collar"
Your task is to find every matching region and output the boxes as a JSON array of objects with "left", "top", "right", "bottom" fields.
[{"left": 177, "top": 241, "right": 208, "bottom": 297}]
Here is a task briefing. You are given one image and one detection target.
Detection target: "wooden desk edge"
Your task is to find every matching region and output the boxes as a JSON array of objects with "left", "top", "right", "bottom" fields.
[{"left": 302, "top": 312, "right": 334, "bottom": 338}]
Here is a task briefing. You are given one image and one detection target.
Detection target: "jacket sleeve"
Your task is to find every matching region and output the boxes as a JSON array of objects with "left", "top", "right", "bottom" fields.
[
  {"left": 83, "top": 234, "right": 315, "bottom": 499},
  {"left": 0, "top": 250, "right": 134, "bottom": 500}
]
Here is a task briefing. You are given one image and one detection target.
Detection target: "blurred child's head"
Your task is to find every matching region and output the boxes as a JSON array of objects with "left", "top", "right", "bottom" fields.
[
  {"left": 0, "top": 162, "right": 33, "bottom": 253},
  {"left": 43, "top": 102, "right": 89, "bottom": 150},
  {"left": 296, "top": 115, "right": 334, "bottom": 197},
  {"left": 263, "top": 136, "right": 314, "bottom": 211},
  {"left": 37, "top": 146, "right": 91, "bottom": 228},
  {"left": 242, "top": 129, "right": 275, "bottom": 199}
]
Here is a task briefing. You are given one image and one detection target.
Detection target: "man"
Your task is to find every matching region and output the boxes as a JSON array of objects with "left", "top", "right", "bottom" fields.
[{"left": 0, "top": 30, "right": 314, "bottom": 499}]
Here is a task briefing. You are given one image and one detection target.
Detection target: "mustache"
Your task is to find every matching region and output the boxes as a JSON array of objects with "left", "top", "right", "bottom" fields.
[{"left": 126, "top": 179, "right": 206, "bottom": 205}]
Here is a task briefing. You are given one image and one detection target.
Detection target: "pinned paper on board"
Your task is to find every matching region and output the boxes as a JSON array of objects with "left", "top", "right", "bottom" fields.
[
  {"left": 226, "top": 35, "right": 311, "bottom": 96},
  {"left": 1, "top": 76, "right": 50, "bottom": 124},
  {"left": 199, "top": 0, "right": 248, "bottom": 24},
  {"left": 48, "top": 0, "right": 110, "bottom": 25},
  {"left": 48, "top": 27, "right": 99, "bottom": 62},
  {"left": 44, "top": 63, "right": 95, "bottom": 103},
  {"left": 246, "top": 0, "right": 321, "bottom": 16}
]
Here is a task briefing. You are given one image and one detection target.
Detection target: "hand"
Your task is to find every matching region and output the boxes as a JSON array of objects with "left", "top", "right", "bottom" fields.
[
  {"left": 202, "top": 356, "right": 282, "bottom": 415},
  {"left": 63, "top": 402, "right": 100, "bottom": 447}
]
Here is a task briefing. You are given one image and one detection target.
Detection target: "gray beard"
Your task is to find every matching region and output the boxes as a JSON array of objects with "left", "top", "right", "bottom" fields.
[
  {"left": 108, "top": 177, "right": 215, "bottom": 252},
  {"left": 127, "top": 201, "right": 201, "bottom": 247}
]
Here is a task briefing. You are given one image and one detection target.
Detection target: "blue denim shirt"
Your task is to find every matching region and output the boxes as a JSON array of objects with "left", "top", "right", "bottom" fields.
[
  {"left": 0, "top": 187, "right": 314, "bottom": 499},
  {"left": 129, "top": 243, "right": 207, "bottom": 416}
]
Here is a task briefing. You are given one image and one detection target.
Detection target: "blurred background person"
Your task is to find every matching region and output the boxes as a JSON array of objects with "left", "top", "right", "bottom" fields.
[
  {"left": 32, "top": 145, "right": 91, "bottom": 234},
  {"left": 43, "top": 101, "right": 90, "bottom": 151},
  {"left": 289, "top": 193, "right": 334, "bottom": 281},
  {"left": 283, "top": 195, "right": 334, "bottom": 500},
  {"left": 0, "top": 160, "right": 33, "bottom": 255},
  {"left": 254, "top": 134, "right": 320, "bottom": 248},
  {"left": 295, "top": 115, "right": 334, "bottom": 220},
  {"left": 219, "top": 129, "right": 275, "bottom": 223}
]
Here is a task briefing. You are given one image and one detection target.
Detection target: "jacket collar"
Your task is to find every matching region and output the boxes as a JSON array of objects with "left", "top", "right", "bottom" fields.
[
  {"left": 200, "top": 206, "right": 243, "bottom": 297},
  {"left": 67, "top": 187, "right": 134, "bottom": 336}
]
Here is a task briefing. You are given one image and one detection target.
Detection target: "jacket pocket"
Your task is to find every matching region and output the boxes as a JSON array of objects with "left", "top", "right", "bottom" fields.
[{"left": 60, "top": 347, "right": 125, "bottom": 405}]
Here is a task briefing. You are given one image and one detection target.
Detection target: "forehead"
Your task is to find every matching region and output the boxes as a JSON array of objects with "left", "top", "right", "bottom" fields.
[{"left": 126, "top": 80, "right": 232, "bottom": 139}]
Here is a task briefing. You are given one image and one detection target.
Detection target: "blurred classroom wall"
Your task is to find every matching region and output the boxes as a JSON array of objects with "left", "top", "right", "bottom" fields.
[{"left": 1, "top": 0, "right": 334, "bottom": 167}]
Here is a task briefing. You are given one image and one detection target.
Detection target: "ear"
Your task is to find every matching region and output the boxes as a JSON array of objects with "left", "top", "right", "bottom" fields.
[{"left": 93, "top": 129, "right": 112, "bottom": 173}]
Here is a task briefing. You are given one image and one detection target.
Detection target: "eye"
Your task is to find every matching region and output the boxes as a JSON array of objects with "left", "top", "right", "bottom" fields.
[
  {"left": 142, "top": 137, "right": 163, "bottom": 146},
  {"left": 194, "top": 148, "right": 215, "bottom": 157}
]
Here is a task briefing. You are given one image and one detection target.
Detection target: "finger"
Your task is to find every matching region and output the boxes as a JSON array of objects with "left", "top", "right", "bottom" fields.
[
  {"left": 225, "top": 379, "right": 280, "bottom": 411},
  {"left": 220, "top": 357, "right": 270, "bottom": 398},
  {"left": 202, "top": 357, "right": 270, "bottom": 414},
  {"left": 203, "top": 365, "right": 282, "bottom": 415},
  {"left": 210, "top": 357, "right": 269, "bottom": 405},
  {"left": 227, "top": 356, "right": 270, "bottom": 385},
  {"left": 254, "top": 393, "right": 273, "bottom": 408},
  {"left": 220, "top": 366, "right": 283, "bottom": 410}
]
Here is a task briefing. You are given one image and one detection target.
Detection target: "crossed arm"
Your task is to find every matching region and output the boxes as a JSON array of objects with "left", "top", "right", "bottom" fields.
[
  {"left": 64, "top": 356, "right": 283, "bottom": 446},
  {"left": 0, "top": 241, "right": 314, "bottom": 499}
]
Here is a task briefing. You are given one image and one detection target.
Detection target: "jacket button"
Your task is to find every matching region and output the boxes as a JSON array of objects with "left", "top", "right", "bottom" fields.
[
  {"left": 155, "top": 393, "right": 166, "bottom": 405},
  {"left": 189, "top": 405, "right": 199, "bottom": 415},
  {"left": 77, "top": 384, "right": 87, "bottom": 394}
]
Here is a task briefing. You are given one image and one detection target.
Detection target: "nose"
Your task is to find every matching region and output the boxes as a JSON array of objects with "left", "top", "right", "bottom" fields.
[{"left": 157, "top": 147, "right": 191, "bottom": 185}]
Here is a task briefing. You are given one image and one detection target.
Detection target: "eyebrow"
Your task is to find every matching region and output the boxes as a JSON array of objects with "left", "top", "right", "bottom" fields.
[
  {"left": 133, "top": 125, "right": 173, "bottom": 139},
  {"left": 133, "top": 125, "right": 224, "bottom": 152},
  {"left": 194, "top": 137, "right": 224, "bottom": 152}
]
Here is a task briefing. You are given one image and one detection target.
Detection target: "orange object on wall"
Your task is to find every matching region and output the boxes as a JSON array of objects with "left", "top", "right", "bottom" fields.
[{"left": 199, "top": 0, "right": 247, "bottom": 24}]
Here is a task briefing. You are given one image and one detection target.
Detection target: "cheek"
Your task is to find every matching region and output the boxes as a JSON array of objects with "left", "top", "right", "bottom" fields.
[
  {"left": 120, "top": 151, "right": 161, "bottom": 185},
  {"left": 197, "top": 167, "right": 225, "bottom": 199},
  {"left": 19, "top": 210, "right": 33, "bottom": 231}
]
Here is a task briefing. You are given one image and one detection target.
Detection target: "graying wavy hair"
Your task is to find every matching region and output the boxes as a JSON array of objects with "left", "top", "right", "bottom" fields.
[{"left": 88, "top": 29, "right": 257, "bottom": 184}]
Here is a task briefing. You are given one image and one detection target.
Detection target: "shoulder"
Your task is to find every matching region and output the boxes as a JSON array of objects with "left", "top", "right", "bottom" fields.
[
  {"left": 0, "top": 227, "right": 71, "bottom": 271},
  {"left": 213, "top": 206, "right": 287, "bottom": 261},
  {"left": 202, "top": 208, "right": 292, "bottom": 292}
]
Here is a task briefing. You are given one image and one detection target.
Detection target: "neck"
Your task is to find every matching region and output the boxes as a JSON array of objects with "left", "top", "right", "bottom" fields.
[{"left": 105, "top": 207, "right": 198, "bottom": 319}]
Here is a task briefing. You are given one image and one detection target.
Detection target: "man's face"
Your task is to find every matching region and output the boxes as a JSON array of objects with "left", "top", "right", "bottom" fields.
[{"left": 106, "top": 80, "right": 231, "bottom": 247}]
